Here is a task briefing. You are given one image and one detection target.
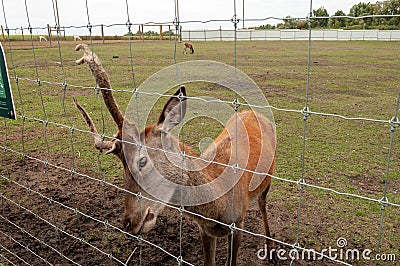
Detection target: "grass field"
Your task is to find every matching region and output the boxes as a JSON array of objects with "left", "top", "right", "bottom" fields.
[{"left": 0, "top": 39, "right": 399, "bottom": 265}]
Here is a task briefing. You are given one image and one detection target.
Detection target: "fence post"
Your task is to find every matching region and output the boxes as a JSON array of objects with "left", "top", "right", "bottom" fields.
[
  {"left": 21, "top": 27, "right": 24, "bottom": 41},
  {"left": 1, "top": 25, "right": 4, "bottom": 41},
  {"left": 220, "top": 26, "right": 222, "bottom": 41},
  {"left": 101, "top": 24, "right": 105, "bottom": 44},
  {"left": 204, "top": 29, "right": 206, "bottom": 41},
  {"left": 47, "top": 24, "right": 53, "bottom": 47}
]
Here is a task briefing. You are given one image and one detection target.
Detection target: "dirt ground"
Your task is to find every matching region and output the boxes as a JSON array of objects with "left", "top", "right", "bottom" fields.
[{"left": 1, "top": 152, "right": 339, "bottom": 266}]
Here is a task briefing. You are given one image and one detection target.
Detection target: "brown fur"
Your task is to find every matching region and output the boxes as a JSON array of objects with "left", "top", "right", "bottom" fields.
[
  {"left": 183, "top": 42, "right": 194, "bottom": 54},
  {"left": 74, "top": 44, "right": 277, "bottom": 266}
]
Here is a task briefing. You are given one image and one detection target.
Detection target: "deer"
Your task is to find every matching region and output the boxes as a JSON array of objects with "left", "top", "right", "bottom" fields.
[
  {"left": 183, "top": 42, "right": 195, "bottom": 54},
  {"left": 39, "top": 35, "right": 48, "bottom": 42},
  {"left": 73, "top": 44, "right": 277, "bottom": 266}
]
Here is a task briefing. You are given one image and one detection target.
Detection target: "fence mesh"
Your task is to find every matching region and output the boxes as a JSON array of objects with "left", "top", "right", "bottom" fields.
[{"left": 0, "top": 1, "right": 399, "bottom": 266}]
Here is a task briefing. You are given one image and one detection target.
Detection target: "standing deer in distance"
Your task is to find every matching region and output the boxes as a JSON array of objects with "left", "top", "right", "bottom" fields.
[
  {"left": 74, "top": 44, "right": 277, "bottom": 266},
  {"left": 183, "top": 42, "right": 195, "bottom": 54}
]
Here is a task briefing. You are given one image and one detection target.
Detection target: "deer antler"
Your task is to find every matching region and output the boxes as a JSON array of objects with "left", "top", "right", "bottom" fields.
[
  {"left": 75, "top": 44, "right": 125, "bottom": 130},
  {"left": 73, "top": 97, "right": 118, "bottom": 154}
]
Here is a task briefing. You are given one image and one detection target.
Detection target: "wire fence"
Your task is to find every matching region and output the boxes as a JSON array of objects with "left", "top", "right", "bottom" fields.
[{"left": 0, "top": 1, "right": 399, "bottom": 266}]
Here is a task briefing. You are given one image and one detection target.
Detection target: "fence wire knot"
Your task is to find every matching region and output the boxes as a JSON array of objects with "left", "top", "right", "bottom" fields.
[
  {"left": 180, "top": 150, "right": 186, "bottom": 161},
  {"left": 87, "top": 23, "right": 93, "bottom": 32},
  {"left": 389, "top": 116, "right": 399, "bottom": 130},
  {"left": 297, "top": 178, "right": 305, "bottom": 191},
  {"left": 179, "top": 205, "right": 185, "bottom": 216},
  {"left": 232, "top": 163, "right": 239, "bottom": 174},
  {"left": 136, "top": 191, "right": 142, "bottom": 200},
  {"left": 126, "top": 20, "right": 132, "bottom": 31},
  {"left": 232, "top": 98, "right": 241, "bottom": 112},
  {"left": 133, "top": 88, "right": 139, "bottom": 99},
  {"left": 231, "top": 15, "right": 239, "bottom": 27},
  {"left": 100, "top": 133, "right": 105, "bottom": 142},
  {"left": 379, "top": 196, "right": 389, "bottom": 210},
  {"left": 301, "top": 106, "right": 311, "bottom": 120},
  {"left": 173, "top": 18, "right": 180, "bottom": 30},
  {"left": 178, "top": 90, "right": 185, "bottom": 100},
  {"left": 176, "top": 255, "right": 183, "bottom": 265},
  {"left": 229, "top": 222, "right": 236, "bottom": 234}
]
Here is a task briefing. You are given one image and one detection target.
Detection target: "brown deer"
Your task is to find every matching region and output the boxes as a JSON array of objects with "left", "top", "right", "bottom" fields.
[
  {"left": 74, "top": 44, "right": 277, "bottom": 266},
  {"left": 183, "top": 42, "right": 195, "bottom": 54}
]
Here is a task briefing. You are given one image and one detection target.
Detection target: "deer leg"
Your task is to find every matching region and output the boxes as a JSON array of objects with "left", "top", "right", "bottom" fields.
[
  {"left": 258, "top": 184, "right": 277, "bottom": 264},
  {"left": 225, "top": 221, "right": 243, "bottom": 266},
  {"left": 200, "top": 228, "right": 216, "bottom": 266}
]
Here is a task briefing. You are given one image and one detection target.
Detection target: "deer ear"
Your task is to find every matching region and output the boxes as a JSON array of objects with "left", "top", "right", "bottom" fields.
[{"left": 157, "top": 86, "right": 187, "bottom": 134}]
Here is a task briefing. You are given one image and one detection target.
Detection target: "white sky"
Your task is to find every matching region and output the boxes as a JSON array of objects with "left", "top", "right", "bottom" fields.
[{"left": 0, "top": 0, "right": 357, "bottom": 35}]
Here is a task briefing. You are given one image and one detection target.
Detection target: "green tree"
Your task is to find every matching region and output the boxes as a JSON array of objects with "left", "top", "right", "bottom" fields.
[
  {"left": 330, "top": 10, "right": 347, "bottom": 28},
  {"left": 296, "top": 20, "right": 309, "bottom": 30},
  {"left": 277, "top": 16, "right": 298, "bottom": 29},
  {"left": 313, "top": 6, "right": 329, "bottom": 28},
  {"left": 348, "top": 2, "right": 374, "bottom": 28},
  {"left": 381, "top": 0, "right": 400, "bottom": 28}
]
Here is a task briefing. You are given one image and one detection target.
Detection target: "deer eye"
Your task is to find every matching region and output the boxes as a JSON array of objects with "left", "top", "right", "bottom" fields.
[{"left": 138, "top": 157, "right": 147, "bottom": 170}]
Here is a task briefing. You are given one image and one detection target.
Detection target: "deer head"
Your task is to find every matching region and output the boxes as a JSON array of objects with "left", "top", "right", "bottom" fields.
[{"left": 74, "top": 44, "right": 189, "bottom": 234}]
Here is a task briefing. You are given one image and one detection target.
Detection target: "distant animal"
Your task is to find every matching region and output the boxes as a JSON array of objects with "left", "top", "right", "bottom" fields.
[
  {"left": 183, "top": 42, "right": 194, "bottom": 54},
  {"left": 39, "top": 36, "right": 48, "bottom": 42},
  {"left": 74, "top": 35, "right": 82, "bottom": 41}
]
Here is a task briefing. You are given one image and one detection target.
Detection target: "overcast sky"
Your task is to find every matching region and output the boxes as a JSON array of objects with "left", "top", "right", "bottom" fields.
[{"left": 0, "top": 0, "right": 357, "bottom": 35}]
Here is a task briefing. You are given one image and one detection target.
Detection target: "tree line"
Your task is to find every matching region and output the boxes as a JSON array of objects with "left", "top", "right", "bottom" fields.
[{"left": 255, "top": 0, "right": 400, "bottom": 30}]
